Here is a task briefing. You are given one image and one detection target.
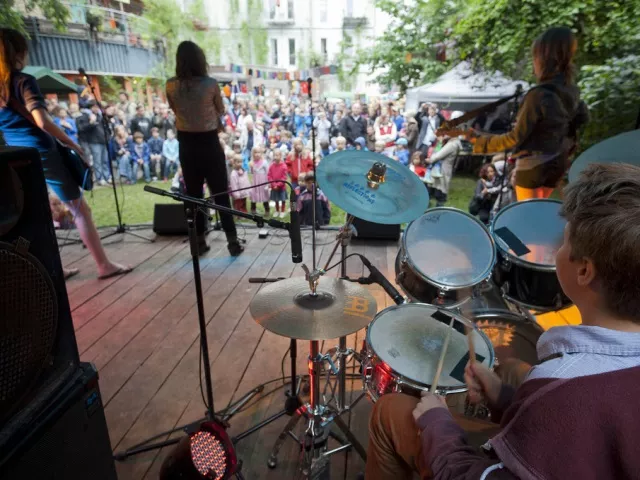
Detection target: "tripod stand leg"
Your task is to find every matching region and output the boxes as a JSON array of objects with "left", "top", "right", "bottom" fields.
[
  {"left": 267, "top": 410, "right": 303, "bottom": 469},
  {"left": 333, "top": 415, "right": 367, "bottom": 462}
]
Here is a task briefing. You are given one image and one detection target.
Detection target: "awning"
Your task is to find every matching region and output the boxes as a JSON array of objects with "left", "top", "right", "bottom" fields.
[{"left": 23, "top": 66, "right": 79, "bottom": 94}]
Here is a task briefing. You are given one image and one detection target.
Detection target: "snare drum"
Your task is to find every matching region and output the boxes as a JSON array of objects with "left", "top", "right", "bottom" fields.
[
  {"left": 362, "top": 303, "right": 495, "bottom": 409},
  {"left": 396, "top": 208, "right": 497, "bottom": 308},
  {"left": 491, "top": 200, "right": 571, "bottom": 311}
]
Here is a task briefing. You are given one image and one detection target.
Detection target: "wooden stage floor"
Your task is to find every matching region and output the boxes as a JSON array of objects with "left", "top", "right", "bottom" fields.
[{"left": 59, "top": 226, "right": 580, "bottom": 480}]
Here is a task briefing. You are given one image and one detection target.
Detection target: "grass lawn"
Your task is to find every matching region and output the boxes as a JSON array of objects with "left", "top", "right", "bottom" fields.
[{"left": 85, "top": 176, "right": 479, "bottom": 228}]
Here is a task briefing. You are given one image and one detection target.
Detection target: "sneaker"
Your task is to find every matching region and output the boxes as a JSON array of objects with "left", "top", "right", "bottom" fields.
[
  {"left": 99, "top": 179, "right": 108, "bottom": 186},
  {"left": 152, "top": 176, "right": 158, "bottom": 182},
  {"left": 431, "top": 162, "right": 442, "bottom": 178},
  {"left": 424, "top": 168, "right": 433, "bottom": 184},
  {"left": 280, "top": 211, "right": 287, "bottom": 218}
]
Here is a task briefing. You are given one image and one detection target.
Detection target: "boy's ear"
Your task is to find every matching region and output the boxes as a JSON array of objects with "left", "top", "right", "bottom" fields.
[{"left": 576, "top": 257, "right": 596, "bottom": 287}]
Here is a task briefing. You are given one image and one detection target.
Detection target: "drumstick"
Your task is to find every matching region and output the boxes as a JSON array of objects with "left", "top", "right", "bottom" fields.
[
  {"left": 466, "top": 326, "right": 476, "bottom": 366},
  {"left": 430, "top": 315, "right": 456, "bottom": 394}
]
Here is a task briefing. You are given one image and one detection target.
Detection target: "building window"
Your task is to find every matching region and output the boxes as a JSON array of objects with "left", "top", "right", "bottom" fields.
[
  {"left": 271, "top": 38, "right": 278, "bottom": 66},
  {"left": 321, "top": 38, "right": 327, "bottom": 62},
  {"left": 269, "top": 0, "right": 276, "bottom": 19},
  {"left": 288, "top": 38, "right": 296, "bottom": 66},
  {"left": 319, "top": 0, "right": 328, "bottom": 22},
  {"left": 287, "top": 0, "right": 294, "bottom": 19},
  {"left": 346, "top": 0, "right": 353, "bottom": 17},
  {"left": 238, "top": 43, "right": 243, "bottom": 58}
]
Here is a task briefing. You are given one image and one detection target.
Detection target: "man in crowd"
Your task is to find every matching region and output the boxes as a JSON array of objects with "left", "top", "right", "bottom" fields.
[
  {"left": 77, "top": 100, "right": 111, "bottom": 186},
  {"left": 130, "top": 104, "right": 152, "bottom": 140},
  {"left": 415, "top": 103, "right": 441, "bottom": 159},
  {"left": 340, "top": 102, "right": 367, "bottom": 146}
]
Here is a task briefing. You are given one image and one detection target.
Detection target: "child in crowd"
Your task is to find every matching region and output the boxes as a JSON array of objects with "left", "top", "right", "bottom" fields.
[
  {"left": 409, "top": 151, "right": 426, "bottom": 181},
  {"left": 286, "top": 139, "right": 314, "bottom": 188},
  {"left": 427, "top": 136, "right": 445, "bottom": 180},
  {"left": 320, "top": 140, "right": 331, "bottom": 158},
  {"left": 170, "top": 165, "right": 186, "bottom": 194},
  {"left": 394, "top": 137, "right": 409, "bottom": 166},
  {"left": 229, "top": 154, "right": 251, "bottom": 213},
  {"left": 130, "top": 131, "right": 151, "bottom": 183},
  {"left": 249, "top": 146, "right": 270, "bottom": 216},
  {"left": 147, "top": 127, "right": 164, "bottom": 181},
  {"left": 374, "top": 140, "right": 385, "bottom": 155},
  {"left": 268, "top": 149, "right": 289, "bottom": 218},
  {"left": 354, "top": 137, "right": 368, "bottom": 151},
  {"left": 296, "top": 173, "right": 331, "bottom": 227},
  {"left": 162, "top": 129, "right": 179, "bottom": 181},
  {"left": 335, "top": 136, "right": 347, "bottom": 152},
  {"left": 111, "top": 125, "right": 134, "bottom": 183},
  {"left": 49, "top": 193, "right": 74, "bottom": 230}
]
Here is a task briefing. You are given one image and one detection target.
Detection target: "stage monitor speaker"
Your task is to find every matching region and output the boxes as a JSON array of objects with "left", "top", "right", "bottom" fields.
[
  {"left": 2, "top": 362, "right": 117, "bottom": 480},
  {"left": 153, "top": 202, "right": 210, "bottom": 235},
  {"left": 352, "top": 216, "right": 401, "bottom": 241},
  {"left": 0, "top": 147, "right": 115, "bottom": 478}
]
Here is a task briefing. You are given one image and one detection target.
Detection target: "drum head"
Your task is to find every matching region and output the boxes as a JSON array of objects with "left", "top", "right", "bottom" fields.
[
  {"left": 492, "top": 200, "right": 565, "bottom": 270},
  {"left": 473, "top": 310, "right": 543, "bottom": 366},
  {"left": 367, "top": 304, "right": 494, "bottom": 389},
  {"left": 403, "top": 208, "right": 496, "bottom": 290}
]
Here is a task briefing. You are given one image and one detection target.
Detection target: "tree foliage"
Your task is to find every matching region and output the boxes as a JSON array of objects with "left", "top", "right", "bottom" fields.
[{"left": 1, "top": 0, "right": 69, "bottom": 32}]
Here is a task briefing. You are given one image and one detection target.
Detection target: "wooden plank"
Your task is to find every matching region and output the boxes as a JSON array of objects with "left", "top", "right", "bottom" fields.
[
  {"left": 67, "top": 240, "right": 168, "bottom": 309},
  {"left": 112, "top": 237, "right": 288, "bottom": 480},
  {"left": 72, "top": 237, "right": 187, "bottom": 332}
]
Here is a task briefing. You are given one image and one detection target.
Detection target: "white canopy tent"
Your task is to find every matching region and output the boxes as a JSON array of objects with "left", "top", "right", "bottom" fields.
[{"left": 405, "top": 62, "right": 530, "bottom": 112}]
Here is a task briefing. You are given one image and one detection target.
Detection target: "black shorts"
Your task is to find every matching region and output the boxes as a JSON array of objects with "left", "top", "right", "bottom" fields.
[{"left": 515, "top": 157, "right": 567, "bottom": 189}]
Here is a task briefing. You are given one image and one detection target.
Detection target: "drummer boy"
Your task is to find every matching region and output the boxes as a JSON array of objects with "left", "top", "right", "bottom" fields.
[{"left": 365, "top": 163, "right": 640, "bottom": 479}]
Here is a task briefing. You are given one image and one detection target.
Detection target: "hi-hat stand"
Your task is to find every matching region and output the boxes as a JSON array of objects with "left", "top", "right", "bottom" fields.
[{"left": 79, "top": 69, "right": 153, "bottom": 244}]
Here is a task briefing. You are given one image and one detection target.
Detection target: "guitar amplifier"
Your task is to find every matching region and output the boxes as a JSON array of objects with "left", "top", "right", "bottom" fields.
[
  {"left": 153, "top": 203, "right": 210, "bottom": 235},
  {"left": 352, "top": 217, "right": 401, "bottom": 241}
]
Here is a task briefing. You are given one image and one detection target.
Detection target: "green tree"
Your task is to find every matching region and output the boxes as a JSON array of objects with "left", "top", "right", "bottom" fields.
[
  {"left": 228, "top": 0, "right": 268, "bottom": 65},
  {"left": 352, "top": 0, "right": 462, "bottom": 92},
  {"left": 1, "top": 0, "right": 69, "bottom": 32}
]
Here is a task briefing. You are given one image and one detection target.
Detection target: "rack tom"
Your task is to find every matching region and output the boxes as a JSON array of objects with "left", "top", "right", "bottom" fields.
[
  {"left": 491, "top": 199, "right": 571, "bottom": 311},
  {"left": 396, "top": 208, "right": 497, "bottom": 308}
]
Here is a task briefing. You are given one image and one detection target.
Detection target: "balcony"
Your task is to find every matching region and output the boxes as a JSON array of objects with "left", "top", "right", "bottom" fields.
[
  {"left": 343, "top": 16, "right": 368, "bottom": 28},
  {"left": 23, "top": 4, "right": 164, "bottom": 77}
]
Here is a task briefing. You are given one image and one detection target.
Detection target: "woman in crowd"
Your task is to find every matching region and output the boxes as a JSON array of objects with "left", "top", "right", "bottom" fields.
[
  {"left": 469, "top": 163, "right": 498, "bottom": 224},
  {"left": 166, "top": 40, "right": 243, "bottom": 256},
  {"left": 0, "top": 28, "right": 132, "bottom": 279},
  {"left": 466, "top": 27, "right": 589, "bottom": 200}
]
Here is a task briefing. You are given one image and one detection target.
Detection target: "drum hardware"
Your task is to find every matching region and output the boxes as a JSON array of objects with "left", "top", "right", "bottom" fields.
[{"left": 366, "top": 162, "right": 387, "bottom": 189}]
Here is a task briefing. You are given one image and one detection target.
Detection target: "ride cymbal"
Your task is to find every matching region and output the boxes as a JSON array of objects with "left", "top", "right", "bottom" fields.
[
  {"left": 316, "top": 150, "right": 429, "bottom": 224},
  {"left": 250, "top": 277, "right": 377, "bottom": 340}
]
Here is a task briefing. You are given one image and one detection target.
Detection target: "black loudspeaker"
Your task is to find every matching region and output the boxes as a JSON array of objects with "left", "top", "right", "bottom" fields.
[
  {"left": 0, "top": 147, "right": 116, "bottom": 478},
  {"left": 2, "top": 363, "right": 117, "bottom": 480},
  {"left": 352, "top": 216, "right": 401, "bottom": 241},
  {"left": 153, "top": 202, "right": 210, "bottom": 235}
]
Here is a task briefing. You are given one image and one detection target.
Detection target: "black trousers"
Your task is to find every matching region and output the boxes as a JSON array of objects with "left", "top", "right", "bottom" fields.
[{"left": 177, "top": 130, "right": 236, "bottom": 239}]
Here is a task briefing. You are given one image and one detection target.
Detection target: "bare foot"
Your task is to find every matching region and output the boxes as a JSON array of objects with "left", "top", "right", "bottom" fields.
[{"left": 97, "top": 263, "right": 133, "bottom": 280}]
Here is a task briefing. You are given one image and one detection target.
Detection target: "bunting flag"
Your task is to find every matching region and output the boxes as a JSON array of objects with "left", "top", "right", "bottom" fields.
[{"left": 227, "top": 63, "right": 339, "bottom": 80}]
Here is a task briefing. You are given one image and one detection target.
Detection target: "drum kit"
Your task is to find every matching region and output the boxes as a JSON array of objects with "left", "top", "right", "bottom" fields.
[{"left": 246, "top": 150, "right": 568, "bottom": 477}]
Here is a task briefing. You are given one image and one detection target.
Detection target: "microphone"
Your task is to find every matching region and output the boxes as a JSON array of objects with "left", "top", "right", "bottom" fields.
[
  {"left": 359, "top": 255, "right": 405, "bottom": 305},
  {"left": 289, "top": 190, "right": 302, "bottom": 263},
  {"left": 143, "top": 185, "right": 169, "bottom": 197}
]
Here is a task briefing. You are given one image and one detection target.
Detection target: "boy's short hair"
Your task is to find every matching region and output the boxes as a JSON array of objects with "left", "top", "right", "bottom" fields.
[
  {"left": 151, "top": 127, "right": 160, "bottom": 134},
  {"left": 133, "top": 131, "right": 144, "bottom": 140},
  {"left": 232, "top": 153, "right": 243, "bottom": 162},
  {"left": 320, "top": 140, "right": 329, "bottom": 149},
  {"left": 336, "top": 136, "right": 346, "bottom": 145},
  {"left": 561, "top": 163, "right": 640, "bottom": 321}
]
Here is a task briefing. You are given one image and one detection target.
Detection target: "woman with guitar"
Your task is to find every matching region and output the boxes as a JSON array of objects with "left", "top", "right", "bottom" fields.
[
  {"left": 0, "top": 28, "right": 132, "bottom": 280},
  {"left": 443, "top": 27, "right": 589, "bottom": 201}
]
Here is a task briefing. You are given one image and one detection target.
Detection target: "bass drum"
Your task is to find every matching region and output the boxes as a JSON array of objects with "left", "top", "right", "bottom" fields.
[
  {"left": 491, "top": 199, "right": 571, "bottom": 311},
  {"left": 396, "top": 207, "right": 496, "bottom": 308}
]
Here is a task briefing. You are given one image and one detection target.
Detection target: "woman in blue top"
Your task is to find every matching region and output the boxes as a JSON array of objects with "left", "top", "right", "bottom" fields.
[{"left": 0, "top": 28, "right": 131, "bottom": 279}]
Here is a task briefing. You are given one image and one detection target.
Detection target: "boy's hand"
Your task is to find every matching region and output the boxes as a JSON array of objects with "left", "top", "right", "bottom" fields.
[
  {"left": 412, "top": 391, "right": 448, "bottom": 422},
  {"left": 464, "top": 362, "right": 502, "bottom": 405}
]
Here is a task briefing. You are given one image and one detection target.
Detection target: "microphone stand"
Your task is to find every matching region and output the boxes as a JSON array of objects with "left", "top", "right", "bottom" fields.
[
  {"left": 79, "top": 70, "right": 153, "bottom": 243},
  {"left": 114, "top": 186, "right": 299, "bottom": 462}
]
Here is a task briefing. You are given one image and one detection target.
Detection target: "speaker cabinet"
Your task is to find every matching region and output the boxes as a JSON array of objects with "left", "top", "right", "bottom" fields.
[
  {"left": 352, "top": 216, "right": 401, "bottom": 241},
  {"left": 153, "top": 202, "right": 210, "bottom": 235},
  {"left": 0, "top": 147, "right": 116, "bottom": 478}
]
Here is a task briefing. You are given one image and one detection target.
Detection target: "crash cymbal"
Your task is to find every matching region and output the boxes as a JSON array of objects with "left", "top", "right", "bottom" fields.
[
  {"left": 250, "top": 277, "right": 377, "bottom": 340},
  {"left": 569, "top": 130, "right": 640, "bottom": 183},
  {"left": 316, "top": 150, "right": 429, "bottom": 224}
]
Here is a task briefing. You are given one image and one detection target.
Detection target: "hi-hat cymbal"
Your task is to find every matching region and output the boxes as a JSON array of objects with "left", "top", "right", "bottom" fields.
[
  {"left": 250, "top": 277, "right": 377, "bottom": 340},
  {"left": 316, "top": 150, "right": 429, "bottom": 224}
]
